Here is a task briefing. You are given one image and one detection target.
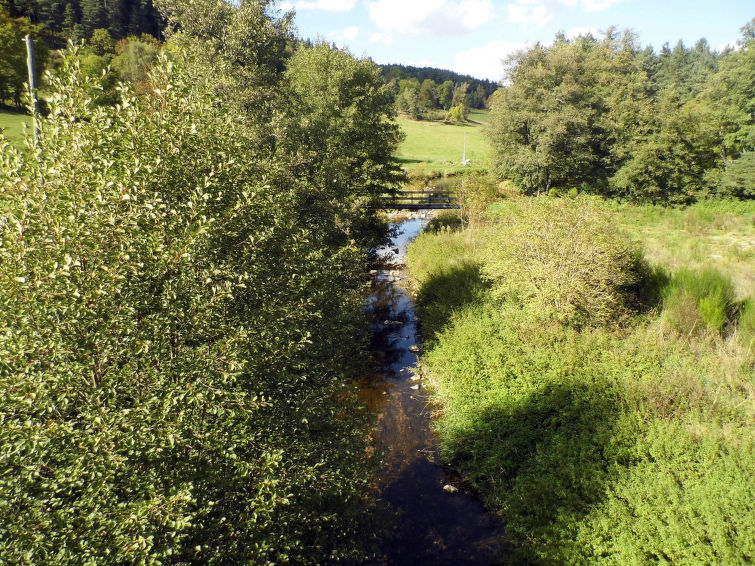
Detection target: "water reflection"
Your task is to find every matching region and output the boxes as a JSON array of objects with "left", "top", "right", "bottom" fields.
[{"left": 362, "top": 214, "right": 504, "bottom": 565}]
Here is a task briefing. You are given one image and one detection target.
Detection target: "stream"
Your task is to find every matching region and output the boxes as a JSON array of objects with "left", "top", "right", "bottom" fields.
[{"left": 360, "top": 213, "right": 504, "bottom": 565}]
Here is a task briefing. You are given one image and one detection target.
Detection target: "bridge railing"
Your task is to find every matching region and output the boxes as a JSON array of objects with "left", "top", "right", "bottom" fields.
[{"left": 381, "top": 190, "right": 459, "bottom": 210}]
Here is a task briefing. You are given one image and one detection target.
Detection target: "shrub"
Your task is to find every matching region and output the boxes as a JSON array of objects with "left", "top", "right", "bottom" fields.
[
  {"left": 662, "top": 268, "right": 736, "bottom": 335},
  {"left": 0, "top": 46, "right": 376, "bottom": 565},
  {"left": 409, "top": 196, "right": 755, "bottom": 565},
  {"left": 482, "top": 197, "right": 645, "bottom": 326},
  {"left": 426, "top": 210, "right": 462, "bottom": 233}
]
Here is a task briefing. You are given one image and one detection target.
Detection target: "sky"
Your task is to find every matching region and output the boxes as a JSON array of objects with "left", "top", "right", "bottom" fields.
[{"left": 276, "top": 0, "right": 754, "bottom": 82}]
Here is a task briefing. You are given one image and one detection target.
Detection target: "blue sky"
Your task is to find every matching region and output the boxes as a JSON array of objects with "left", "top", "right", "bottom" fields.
[{"left": 276, "top": 0, "right": 754, "bottom": 81}]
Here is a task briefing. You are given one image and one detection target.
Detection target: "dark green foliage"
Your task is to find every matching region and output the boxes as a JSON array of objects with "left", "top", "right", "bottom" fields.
[
  {"left": 426, "top": 210, "right": 462, "bottom": 233},
  {"left": 378, "top": 62, "right": 497, "bottom": 104},
  {"left": 720, "top": 152, "right": 755, "bottom": 199},
  {"left": 282, "top": 42, "right": 404, "bottom": 248},
  {"left": 488, "top": 22, "right": 755, "bottom": 203},
  {"left": 3, "top": 0, "right": 163, "bottom": 44},
  {"left": 0, "top": 7, "right": 49, "bottom": 108}
]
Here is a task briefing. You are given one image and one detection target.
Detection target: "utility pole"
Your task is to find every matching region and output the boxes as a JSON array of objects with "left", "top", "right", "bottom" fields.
[{"left": 23, "top": 34, "right": 40, "bottom": 146}]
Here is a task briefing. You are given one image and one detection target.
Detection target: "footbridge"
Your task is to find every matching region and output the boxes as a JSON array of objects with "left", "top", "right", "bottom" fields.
[{"left": 382, "top": 190, "right": 459, "bottom": 210}]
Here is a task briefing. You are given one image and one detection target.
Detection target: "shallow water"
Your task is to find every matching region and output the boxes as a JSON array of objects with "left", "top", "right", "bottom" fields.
[{"left": 361, "top": 215, "right": 504, "bottom": 565}]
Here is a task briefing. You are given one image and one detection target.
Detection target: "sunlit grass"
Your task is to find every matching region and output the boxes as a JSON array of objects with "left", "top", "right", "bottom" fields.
[
  {"left": 395, "top": 109, "right": 491, "bottom": 175},
  {"left": 0, "top": 109, "right": 33, "bottom": 149},
  {"left": 609, "top": 201, "right": 755, "bottom": 300}
]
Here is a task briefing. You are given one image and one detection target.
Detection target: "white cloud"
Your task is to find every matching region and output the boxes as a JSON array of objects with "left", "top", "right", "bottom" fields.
[
  {"left": 326, "top": 25, "right": 361, "bottom": 46},
  {"left": 507, "top": 1, "right": 553, "bottom": 27},
  {"left": 367, "top": 0, "right": 496, "bottom": 41},
  {"left": 565, "top": 25, "right": 599, "bottom": 39},
  {"left": 505, "top": 0, "right": 623, "bottom": 27},
  {"left": 280, "top": 0, "right": 357, "bottom": 11},
  {"left": 453, "top": 39, "right": 529, "bottom": 81},
  {"left": 581, "top": 0, "right": 622, "bottom": 11},
  {"left": 715, "top": 40, "right": 741, "bottom": 53}
]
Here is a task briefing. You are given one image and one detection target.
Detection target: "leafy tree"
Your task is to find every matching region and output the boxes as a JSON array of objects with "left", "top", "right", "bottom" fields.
[
  {"left": 446, "top": 103, "right": 468, "bottom": 123},
  {"left": 418, "top": 77, "right": 437, "bottom": 110},
  {"left": 80, "top": 0, "right": 106, "bottom": 37},
  {"left": 283, "top": 42, "right": 405, "bottom": 247},
  {"left": 0, "top": 36, "right": 380, "bottom": 566},
  {"left": 451, "top": 81, "right": 469, "bottom": 109},
  {"left": 472, "top": 83, "right": 487, "bottom": 108},
  {"left": 89, "top": 26, "right": 114, "bottom": 54},
  {"left": 488, "top": 38, "right": 603, "bottom": 195},
  {"left": 111, "top": 37, "right": 158, "bottom": 84},
  {"left": 438, "top": 79, "right": 453, "bottom": 109},
  {"left": 156, "top": 0, "right": 293, "bottom": 127},
  {"left": 396, "top": 85, "right": 420, "bottom": 118},
  {"left": 719, "top": 152, "right": 755, "bottom": 198},
  {"left": 487, "top": 24, "right": 754, "bottom": 202}
]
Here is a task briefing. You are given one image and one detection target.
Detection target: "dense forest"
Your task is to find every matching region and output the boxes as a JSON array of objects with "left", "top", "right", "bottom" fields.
[
  {"left": 489, "top": 25, "right": 755, "bottom": 202},
  {"left": 1, "top": 0, "right": 162, "bottom": 43},
  {"left": 379, "top": 63, "right": 497, "bottom": 101},
  {"left": 0, "top": 0, "right": 403, "bottom": 563}
]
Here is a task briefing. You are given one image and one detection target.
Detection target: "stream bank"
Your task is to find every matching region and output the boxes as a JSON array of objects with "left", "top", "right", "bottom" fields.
[{"left": 361, "top": 211, "right": 504, "bottom": 565}]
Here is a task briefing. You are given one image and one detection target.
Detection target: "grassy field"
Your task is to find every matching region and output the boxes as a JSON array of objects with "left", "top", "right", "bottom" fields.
[
  {"left": 407, "top": 196, "right": 754, "bottom": 564},
  {"left": 395, "top": 109, "right": 491, "bottom": 176},
  {"left": 609, "top": 200, "right": 755, "bottom": 300},
  {"left": 0, "top": 110, "right": 33, "bottom": 148}
]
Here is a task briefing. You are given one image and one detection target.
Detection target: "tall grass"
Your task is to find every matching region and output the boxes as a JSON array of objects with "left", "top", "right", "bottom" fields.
[{"left": 662, "top": 268, "right": 737, "bottom": 335}]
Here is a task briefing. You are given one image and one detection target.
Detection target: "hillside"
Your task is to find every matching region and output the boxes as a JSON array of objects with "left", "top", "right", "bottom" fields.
[{"left": 395, "top": 109, "right": 491, "bottom": 175}]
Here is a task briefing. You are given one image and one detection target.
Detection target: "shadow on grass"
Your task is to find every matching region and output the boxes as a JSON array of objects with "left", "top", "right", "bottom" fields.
[
  {"left": 414, "top": 261, "right": 490, "bottom": 341},
  {"left": 395, "top": 157, "right": 424, "bottom": 165},
  {"left": 444, "top": 380, "right": 622, "bottom": 564}
]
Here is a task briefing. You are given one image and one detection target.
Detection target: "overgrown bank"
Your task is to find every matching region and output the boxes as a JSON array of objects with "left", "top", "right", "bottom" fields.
[{"left": 407, "top": 196, "right": 754, "bottom": 564}]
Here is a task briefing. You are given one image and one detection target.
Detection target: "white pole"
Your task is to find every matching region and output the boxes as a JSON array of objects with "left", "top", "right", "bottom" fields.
[{"left": 23, "top": 35, "right": 40, "bottom": 146}]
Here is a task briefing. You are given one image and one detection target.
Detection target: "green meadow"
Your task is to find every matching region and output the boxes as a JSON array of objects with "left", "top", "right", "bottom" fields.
[
  {"left": 395, "top": 109, "right": 491, "bottom": 175},
  {"left": 0, "top": 110, "right": 33, "bottom": 149}
]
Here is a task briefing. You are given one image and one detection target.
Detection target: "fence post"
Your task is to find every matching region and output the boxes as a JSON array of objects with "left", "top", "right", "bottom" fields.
[{"left": 24, "top": 35, "right": 40, "bottom": 146}]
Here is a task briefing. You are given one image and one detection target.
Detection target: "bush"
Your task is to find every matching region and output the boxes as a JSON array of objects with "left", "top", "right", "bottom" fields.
[
  {"left": 662, "top": 268, "right": 736, "bottom": 335},
  {"left": 427, "top": 210, "right": 462, "bottom": 233},
  {"left": 483, "top": 197, "right": 645, "bottom": 326},
  {"left": 0, "top": 46, "right": 377, "bottom": 565}
]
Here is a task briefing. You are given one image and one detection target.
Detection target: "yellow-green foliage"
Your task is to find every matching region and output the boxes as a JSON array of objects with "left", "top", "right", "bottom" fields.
[
  {"left": 0, "top": 44, "right": 379, "bottom": 565},
  {"left": 483, "top": 197, "right": 644, "bottom": 326},
  {"left": 426, "top": 210, "right": 462, "bottom": 233},
  {"left": 408, "top": 197, "right": 754, "bottom": 564}
]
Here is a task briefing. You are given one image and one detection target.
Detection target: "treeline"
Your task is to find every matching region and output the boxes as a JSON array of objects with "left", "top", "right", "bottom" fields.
[
  {"left": 379, "top": 63, "right": 497, "bottom": 100},
  {"left": 489, "top": 23, "right": 755, "bottom": 202},
  {"left": 0, "top": 0, "right": 403, "bottom": 563},
  {"left": 1, "top": 1, "right": 162, "bottom": 109},
  {"left": 1, "top": 0, "right": 162, "bottom": 44},
  {"left": 380, "top": 63, "right": 496, "bottom": 121}
]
